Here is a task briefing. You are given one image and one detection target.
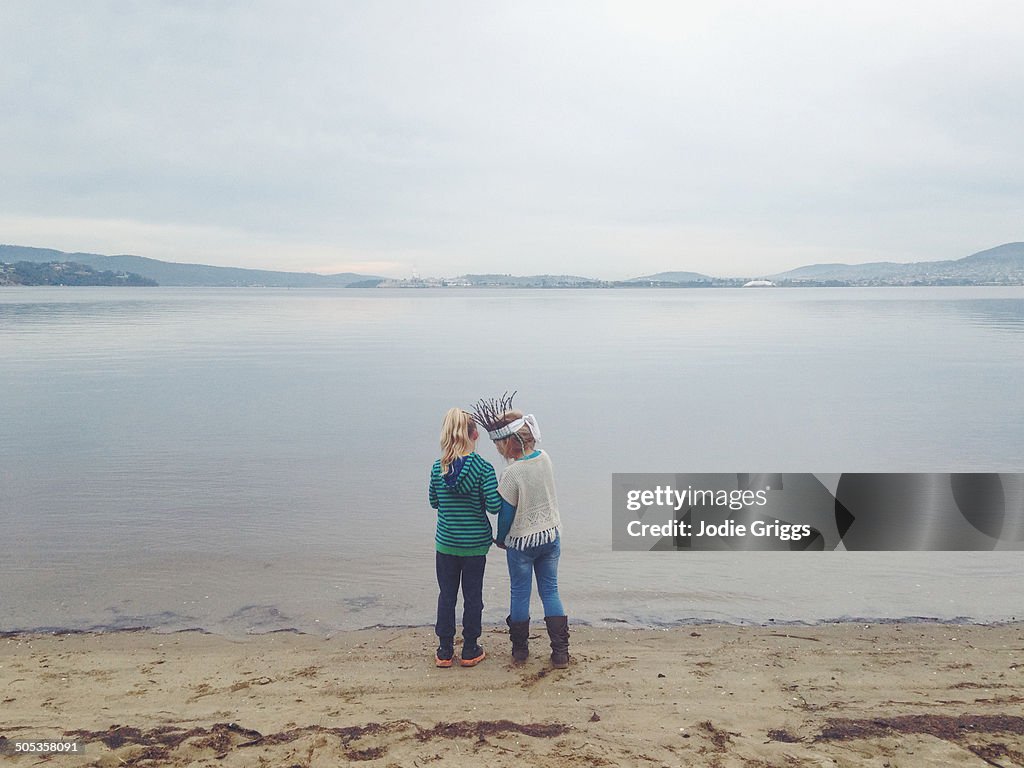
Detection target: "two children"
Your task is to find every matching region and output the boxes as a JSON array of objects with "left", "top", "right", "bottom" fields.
[{"left": 428, "top": 395, "right": 568, "bottom": 669}]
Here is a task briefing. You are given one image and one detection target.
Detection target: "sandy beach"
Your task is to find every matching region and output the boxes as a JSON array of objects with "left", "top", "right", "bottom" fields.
[{"left": 1, "top": 623, "right": 1023, "bottom": 767}]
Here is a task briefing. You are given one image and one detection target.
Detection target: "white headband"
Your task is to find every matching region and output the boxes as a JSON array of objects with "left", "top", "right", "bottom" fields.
[{"left": 488, "top": 414, "right": 541, "bottom": 442}]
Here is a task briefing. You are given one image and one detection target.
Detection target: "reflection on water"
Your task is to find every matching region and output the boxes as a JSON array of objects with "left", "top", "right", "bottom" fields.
[
  {"left": 2, "top": 286, "right": 1024, "bottom": 634},
  {"left": 955, "top": 299, "right": 1024, "bottom": 333}
]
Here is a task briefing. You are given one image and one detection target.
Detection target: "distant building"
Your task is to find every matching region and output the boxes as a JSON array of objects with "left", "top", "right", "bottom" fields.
[{"left": 742, "top": 279, "right": 775, "bottom": 287}]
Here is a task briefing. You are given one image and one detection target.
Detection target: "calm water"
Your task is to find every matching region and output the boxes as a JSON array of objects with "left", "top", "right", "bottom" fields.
[{"left": 2, "top": 287, "right": 1024, "bottom": 635}]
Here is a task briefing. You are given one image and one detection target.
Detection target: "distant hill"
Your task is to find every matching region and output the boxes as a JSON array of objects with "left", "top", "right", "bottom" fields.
[
  {"left": 1, "top": 260, "right": 156, "bottom": 286},
  {"left": 772, "top": 261, "right": 911, "bottom": 280},
  {"left": 772, "top": 242, "right": 1024, "bottom": 283},
  {"left": 628, "top": 271, "right": 713, "bottom": 283},
  {"left": 958, "top": 242, "right": 1024, "bottom": 266},
  {"left": 0, "top": 245, "right": 381, "bottom": 287}
]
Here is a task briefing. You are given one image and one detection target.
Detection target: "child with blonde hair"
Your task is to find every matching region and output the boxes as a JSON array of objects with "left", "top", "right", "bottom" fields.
[
  {"left": 428, "top": 407, "right": 501, "bottom": 667},
  {"left": 472, "top": 393, "right": 569, "bottom": 668}
]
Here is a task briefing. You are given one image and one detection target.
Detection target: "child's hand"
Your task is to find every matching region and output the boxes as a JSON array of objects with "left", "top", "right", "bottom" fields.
[{"left": 494, "top": 539, "right": 507, "bottom": 550}]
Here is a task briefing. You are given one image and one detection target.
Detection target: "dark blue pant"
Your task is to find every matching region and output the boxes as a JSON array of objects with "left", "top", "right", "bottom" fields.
[{"left": 435, "top": 551, "right": 486, "bottom": 645}]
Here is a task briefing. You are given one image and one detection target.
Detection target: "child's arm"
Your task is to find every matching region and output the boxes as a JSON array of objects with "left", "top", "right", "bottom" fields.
[
  {"left": 495, "top": 497, "right": 516, "bottom": 547},
  {"left": 481, "top": 462, "right": 501, "bottom": 517},
  {"left": 494, "top": 468, "right": 519, "bottom": 547},
  {"left": 428, "top": 469, "right": 439, "bottom": 510}
]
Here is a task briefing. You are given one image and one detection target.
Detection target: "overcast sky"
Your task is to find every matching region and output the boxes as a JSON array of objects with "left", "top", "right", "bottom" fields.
[{"left": 1, "top": 1, "right": 1021, "bottom": 279}]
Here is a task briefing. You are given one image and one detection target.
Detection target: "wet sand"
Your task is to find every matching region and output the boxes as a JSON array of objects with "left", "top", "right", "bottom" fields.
[{"left": 2, "top": 623, "right": 1023, "bottom": 767}]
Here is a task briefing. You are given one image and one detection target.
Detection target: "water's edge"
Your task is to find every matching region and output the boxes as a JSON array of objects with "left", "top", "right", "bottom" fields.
[{"left": 4, "top": 614, "right": 1021, "bottom": 640}]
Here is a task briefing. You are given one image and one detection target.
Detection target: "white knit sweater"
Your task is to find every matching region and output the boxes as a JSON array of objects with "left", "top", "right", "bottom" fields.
[{"left": 497, "top": 450, "right": 561, "bottom": 549}]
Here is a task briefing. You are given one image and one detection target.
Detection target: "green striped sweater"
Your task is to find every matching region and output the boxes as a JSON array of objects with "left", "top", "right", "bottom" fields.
[{"left": 429, "top": 452, "right": 501, "bottom": 556}]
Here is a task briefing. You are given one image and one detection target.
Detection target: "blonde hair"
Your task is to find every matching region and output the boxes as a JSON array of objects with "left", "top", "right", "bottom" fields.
[
  {"left": 439, "top": 407, "right": 477, "bottom": 474},
  {"left": 492, "top": 409, "right": 536, "bottom": 460}
]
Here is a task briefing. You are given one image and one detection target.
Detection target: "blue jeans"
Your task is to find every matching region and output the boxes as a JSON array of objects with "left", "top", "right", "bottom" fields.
[
  {"left": 506, "top": 535, "right": 564, "bottom": 622},
  {"left": 435, "top": 552, "right": 486, "bottom": 645}
]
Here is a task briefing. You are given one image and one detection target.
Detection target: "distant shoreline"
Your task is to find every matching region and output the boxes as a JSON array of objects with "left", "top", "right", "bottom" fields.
[{"left": 3, "top": 241, "right": 1024, "bottom": 288}]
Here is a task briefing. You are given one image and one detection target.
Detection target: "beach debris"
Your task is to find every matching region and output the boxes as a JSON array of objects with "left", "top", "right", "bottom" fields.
[
  {"left": 695, "top": 720, "right": 740, "bottom": 752},
  {"left": 765, "top": 632, "right": 822, "bottom": 642},
  {"left": 766, "top": 728, "right": 802, "bottom": 743},
  {"left": 66, "top": 720, "right": 420, "bottom": 764},
  {"left": 415, "top": 719, "right": 571, "bottom": 745},
  {"left": 816, "top": 714, "right": 1024, "bottom": 742},
  {"left": 813, "top": 716, "right": 1024, "bottom": 768}
]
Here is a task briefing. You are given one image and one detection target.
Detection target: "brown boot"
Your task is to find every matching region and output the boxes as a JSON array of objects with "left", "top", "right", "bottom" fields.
[
  {"left": 544, "top": 615, "right": 569, "bottom": 669},
  {"left": 506, "top": 615, "right": 530, "bottom": 664}
]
